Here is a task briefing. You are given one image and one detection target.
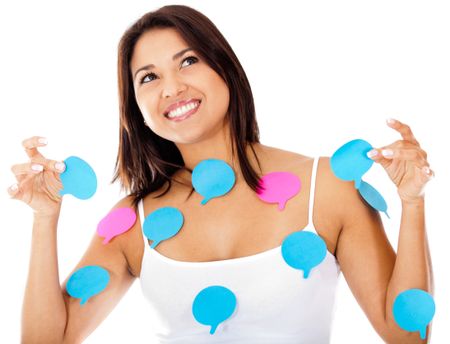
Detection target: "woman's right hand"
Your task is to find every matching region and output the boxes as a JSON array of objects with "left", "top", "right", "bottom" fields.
[{"left": 7, "top": 136, "right": 67, "bottom": 217}]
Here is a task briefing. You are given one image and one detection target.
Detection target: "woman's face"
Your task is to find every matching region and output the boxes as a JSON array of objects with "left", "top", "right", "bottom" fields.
[{"left": 130, "top": 28, "right": 230, "bottom": 144}]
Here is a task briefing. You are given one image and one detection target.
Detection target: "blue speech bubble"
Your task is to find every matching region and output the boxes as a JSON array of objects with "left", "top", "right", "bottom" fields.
[
  {"left": 192, "top": 159, "right": 236, "bottom": 205},
  {"left": 359, "top": 180, "right": 390, "bottom": 218},
  {"left": 143, "top": 206, "right": 184, "bottom": 248},
  {"left": 59, "top": 156, "right": 97, "bottom": 200},
  {"left": 331, "top": 139, "right": 374, "bottom": 189},
  {"left": 281, "top": 230, "right": 327, "bottom": 278},
  {"left": 66, "top": 265, "right": 110, "bottom": 305},
  {"left": 393, "top": 288, "right": 435, "bottom": 340},
  {"left": 192, "top": 285, "right": 237, "bottom": 334}
]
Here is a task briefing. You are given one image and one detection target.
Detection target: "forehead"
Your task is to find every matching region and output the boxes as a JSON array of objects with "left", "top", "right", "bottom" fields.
[{"left": 131, "top": 28, "right": 188, "bottom": 70}]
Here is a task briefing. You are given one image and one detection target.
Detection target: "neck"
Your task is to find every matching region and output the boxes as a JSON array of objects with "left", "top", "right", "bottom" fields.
[{"left": 172, "top": 124, "right": 262, "bottom": 186}]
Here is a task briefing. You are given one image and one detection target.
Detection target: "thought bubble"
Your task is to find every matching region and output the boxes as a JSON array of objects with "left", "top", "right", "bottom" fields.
[
  {"left": 66, "top": 265, "right": 110, "bottom": 305},
  {"left": 331, "top": 139, "right": 374, "bottom": 189},
  {"left": 192, "top": 285, "right": 237, "bottom": 334},
  {"left": 97, "top": 207, "right": 137, "bottom": 244},
  {"left": 192, "top": 159, "right": 235, "bottom": 205},
  {"left": 256, "top": 171, "right": 301, "bottom": 210},
  {"left": 281, "top": 230, "right": 327, "bottom": 278},
  {"left": 393, "top": 289, "right": 435, "bottom": 340},
  {"left": 359, "top": 180, "right": 390, "bottom": 218},
  {"left": 59, "top": 156, "right": 97, "bottom": 200},
  {"left": 143, "top": 206, "right": 184, "bottom": 248}
]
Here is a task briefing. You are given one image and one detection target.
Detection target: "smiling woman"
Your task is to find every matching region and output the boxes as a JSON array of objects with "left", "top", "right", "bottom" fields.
[
  {"left": 113, "top": 6, "right": 262, "bottom": 206},
  {"left": 13, "top": 3, "right": 436, "bottom": 344}
]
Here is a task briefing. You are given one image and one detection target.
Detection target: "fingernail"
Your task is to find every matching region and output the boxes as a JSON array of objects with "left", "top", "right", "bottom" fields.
[
  {"left": 386, "top": 118, "right": 396, "bottom": 125},
  {"left": 55, "top": 162, "right": 65, "bottom": 171},
  {"left": 382, "top": 149, "right": 394, "bottom": 157},
  {"left": 31, "top": 164, "right": 44, "bottom": 172},
  {"left": 422, "top": 166, "right": 432, "bottom": 176},
  {"left": 367, "top": 149, "right": 378, "bottom": 158},
  {"left": 38, "top": 137, "right": 48, "bottom": 144},
  {"left": 10, "top": 183, "right": 18, "bottom": 191}
]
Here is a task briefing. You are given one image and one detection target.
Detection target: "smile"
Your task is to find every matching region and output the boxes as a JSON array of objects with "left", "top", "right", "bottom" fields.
[{"left": 165, "top": 100, "right": 201, "bottom": 122}]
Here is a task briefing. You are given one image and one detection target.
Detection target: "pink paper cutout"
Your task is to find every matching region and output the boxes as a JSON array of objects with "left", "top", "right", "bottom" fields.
[
  {"left": 97, "top": 207, "right": 137, "bottom": 244},
  {"left": 256, "top": 171, "right": 301, "bottom": 210}
]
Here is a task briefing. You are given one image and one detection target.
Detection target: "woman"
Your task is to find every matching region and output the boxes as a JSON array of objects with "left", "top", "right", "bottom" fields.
[{"left": 11, "top": 4, "right": 434, "bottom": 343}]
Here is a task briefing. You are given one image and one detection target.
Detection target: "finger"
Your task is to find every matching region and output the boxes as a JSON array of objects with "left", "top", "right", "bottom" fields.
[
  {"left": 22, "top": 136, "right": 47, "bottom": 159},
  {"left": 11, "top": 162, "right": 45, "bottom": 180},
  {"left": 11, "top": 158, "right": 65, "bottom": 179},
  {"left": 386, "top": 119, "right": 420, "bottom": 147},
  {"left": 7, "top": 182, "right": 20, "bottom": 198},
  {"left": 368, "top": 147, "right": 426, "bottom": 161},
  {"left": 30, "top": 156, "right": 66, "bottom": 173}
]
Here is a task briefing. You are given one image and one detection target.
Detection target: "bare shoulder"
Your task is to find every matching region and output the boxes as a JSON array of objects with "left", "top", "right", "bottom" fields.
[{"left": 260, "top": 145, "right": 350, "bottom": 254}]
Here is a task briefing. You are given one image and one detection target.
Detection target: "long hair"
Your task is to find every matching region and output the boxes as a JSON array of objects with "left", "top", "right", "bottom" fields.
[{"left": 111, "top": 4, "right": 264, "bottom": 208}]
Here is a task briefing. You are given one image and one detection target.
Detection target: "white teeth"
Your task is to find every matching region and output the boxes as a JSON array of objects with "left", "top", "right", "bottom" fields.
[{"left": 167, "top": 101, "right": 199, "bottom": 118}]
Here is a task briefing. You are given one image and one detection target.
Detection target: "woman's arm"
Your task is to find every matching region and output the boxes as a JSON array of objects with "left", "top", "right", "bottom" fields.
[
  {"left": 333, "top": 174, "right": 432, "bottom": 343},
  {"left": 329, "top": 119, "right": 434, "bottom": 343},
  {"left": 12, "top": 137, "right": 137, "bottom": 343},
  {"left": 21, "top": 197, "right": 136, "bottom": 343},
  {"left": 22, "top": 212, "right": 67, "bottom": 343}
]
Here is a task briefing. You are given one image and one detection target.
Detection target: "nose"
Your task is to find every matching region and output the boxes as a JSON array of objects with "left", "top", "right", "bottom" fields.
[{"left": 162, "top": 74, "right": 187, "bottom": 98}]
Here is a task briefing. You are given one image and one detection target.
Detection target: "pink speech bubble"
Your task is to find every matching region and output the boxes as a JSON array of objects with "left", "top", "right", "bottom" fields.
[
  {"left": 256, "top": 171, "right": 301, "bottom": 210},
  {"left": 97, "top": 207, "right": 137, "bottom": 244}
]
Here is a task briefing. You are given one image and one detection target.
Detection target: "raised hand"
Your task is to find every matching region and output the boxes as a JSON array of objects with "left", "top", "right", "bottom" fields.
[
  {"left": 7, "top": 136, "right": 66, "bottom": 217},
  {"left": 367, "top": 119, "right": 434, "bottom": 204}
]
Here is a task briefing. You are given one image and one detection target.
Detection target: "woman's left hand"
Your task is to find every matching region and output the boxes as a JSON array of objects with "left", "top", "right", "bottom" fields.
[{"left": 366, "top": 118, "right": 434, "bottom": 204}]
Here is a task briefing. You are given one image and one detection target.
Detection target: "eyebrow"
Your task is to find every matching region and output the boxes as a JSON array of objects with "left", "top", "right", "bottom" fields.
[{"left": 133, "top": 47, "right": 194, "bottom": 80}]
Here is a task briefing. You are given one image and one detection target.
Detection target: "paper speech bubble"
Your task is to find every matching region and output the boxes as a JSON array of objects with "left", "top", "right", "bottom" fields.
[
  {"left": 143, "top": 206, "right": 184, "bottom": 248},
  {"left": 256, "top": 171, "right": 301, "bottom": 211},
  {"left": 393, "top": 288, "right": 435, "bottom": 340},
  {"left": 192, "top": 285, "right": 237, "bottom": 335},
  {"left": 192, "top": 159, "right": 236, "bottom": 205},
  {"left": 66, "top": 265, "right": 110, "bottom": 305},
  {"left": 97, "top": 207, "right": 137, "bottom": 244},
  {"left": 359, "top": 180, "right": 390, "bottom": 218},
  {"left": 281, "top": 230, "right": 327, "bottom": 278},
  {"left": 59, "top": 156, "right": 97, "bottom": 200},
  {"left": 330, "top": 139, "right": 374, "bottom": 189}
]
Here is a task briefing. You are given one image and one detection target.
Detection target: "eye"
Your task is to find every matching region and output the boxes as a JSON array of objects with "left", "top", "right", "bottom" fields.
[
  {"left": 180, "top": 55, "right": 198, "bottom": 68},
  {"left": 139, "top": 55, "right": 199, "bottom": 85}
]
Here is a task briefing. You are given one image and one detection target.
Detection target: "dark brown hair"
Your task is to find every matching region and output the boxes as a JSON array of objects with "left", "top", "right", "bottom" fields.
[{"left": 111, "top": 4, "right": 264, "bottom": 208}]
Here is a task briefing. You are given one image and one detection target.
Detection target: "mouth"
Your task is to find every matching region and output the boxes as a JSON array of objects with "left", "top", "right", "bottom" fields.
[{"left": 164, "top": 99, "right": 202, "bottom": 122}]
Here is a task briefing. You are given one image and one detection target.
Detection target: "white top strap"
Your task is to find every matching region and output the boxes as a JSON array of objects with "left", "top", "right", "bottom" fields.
[
  {"left": 308, "top": 157, "right": 320, "bottom": 225},
  {"left": 138, "top": 199, "right": 147, "bottom": 248}
]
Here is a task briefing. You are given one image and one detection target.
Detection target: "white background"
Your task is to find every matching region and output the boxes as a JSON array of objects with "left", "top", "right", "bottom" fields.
[{"left": 1, "top": 0, "right": 449, "bottom": 342}]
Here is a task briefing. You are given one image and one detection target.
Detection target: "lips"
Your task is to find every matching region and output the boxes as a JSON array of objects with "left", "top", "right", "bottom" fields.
[{"left": 163, "top": 98, "right": 201, "bottom": 116}]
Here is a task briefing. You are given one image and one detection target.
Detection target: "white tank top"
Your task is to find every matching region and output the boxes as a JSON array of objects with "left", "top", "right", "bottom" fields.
[{"left": 138, "top": 156, "right": 341, "bottom": 343}]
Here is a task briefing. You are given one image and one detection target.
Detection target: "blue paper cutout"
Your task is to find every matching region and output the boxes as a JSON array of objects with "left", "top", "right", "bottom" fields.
[
  {"left": 192, "top": 159, "right": 236, "bottom": 205},
  {"left": 281, "top": 230, "right": 327, "bottom": 278},
  {"left": 59, "top": 156, "right": 97, "bottom": 200},
  {"left": 143, "top": 206, "right": 184, "bottom": 248},
  {"left": 66, "top": 265, "right": 110, "bottom": 305},
  {"left": 330, "top": 139, "right": 374, "bottom": 189},
  {"left": 359, "top": 180, "right": 390, "bottom": 218},
  {"left": 393, "top": 288, "right": 435, "bottom": 340},
  {"left": 192, "top": 285, "right": 237, "bottom": 334}
]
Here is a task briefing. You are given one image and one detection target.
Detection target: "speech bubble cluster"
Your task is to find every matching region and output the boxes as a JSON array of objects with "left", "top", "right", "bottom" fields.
[
  {"left": 281, "top": 230, "right": 327, "bottom": 278},
  {"left": 393, "top": 288, "right": 435, "bottom": 340},
  {"left": 192, "top": 159, "right": 236, "bottom": 205},
  {"left": 331, "top": 139, "right": 390, "bottom": 218},
  {"left": 143, "top": 206, "right": 184, "bottom": 248},
  {"left": 66, "top": 265, "right": 110, "bottom": 305},
  {"left": 97, "top": 207, "right": 137, "bottom": 244},
  {"left": 256, "top": 171, "right": 301, "bottom": 211},
  {"left": 59, "top": 156, "right": 97, "bottom": 200},
  {"left": 192, "top": 285, "right": 237, "bottom": 334}
]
